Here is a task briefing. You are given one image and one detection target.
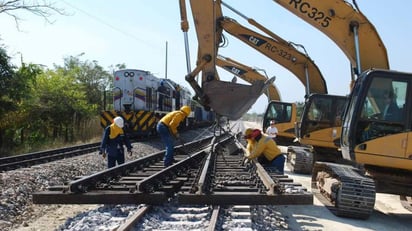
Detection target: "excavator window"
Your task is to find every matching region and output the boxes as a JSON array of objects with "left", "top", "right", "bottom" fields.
[
  {"left": 263, "top": 102, "right": 292, "bottom": 129},
  {"left": 358, "top": 77, "right": 407, "bottom": 143},
  {"left": 302, "top": 95, "right": 347, "bottom": 135}
]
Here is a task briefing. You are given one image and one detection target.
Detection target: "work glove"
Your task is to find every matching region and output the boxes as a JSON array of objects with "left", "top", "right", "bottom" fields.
[{"left": 99, "top": 149, "right": 107, "bottom": 159}]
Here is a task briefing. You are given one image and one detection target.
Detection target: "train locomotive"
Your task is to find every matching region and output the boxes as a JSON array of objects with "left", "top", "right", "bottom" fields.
[{"left": 100, "top": 69, "right": 214, "bottom": 137}]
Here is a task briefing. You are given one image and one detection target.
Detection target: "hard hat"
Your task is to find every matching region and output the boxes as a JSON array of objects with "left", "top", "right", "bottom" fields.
[
  {"left": 113, "top": 116, "right": 124, "bottom": 128},
  {"left": 180, "top": 105, "right": 191, "bottom": 116},
  {"left": 244, "top": 128, "right": 254, "bottom": 139},
  {"left": 249, "top": 129, "right": 262, "bottom": 139}
]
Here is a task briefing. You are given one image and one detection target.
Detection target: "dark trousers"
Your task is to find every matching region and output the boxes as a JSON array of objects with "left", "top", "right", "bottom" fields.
[
  {"left": 271, "top": 154, "right": 285, "bottom": 174},
  {"left": 107, "top": 153, "right": 125, "bottom": 168}
]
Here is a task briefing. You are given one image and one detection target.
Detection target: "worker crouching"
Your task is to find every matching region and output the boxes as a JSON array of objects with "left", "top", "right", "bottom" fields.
[
  {"left": 156, "top": 105, "right": 191, "bottom": 167},
  {"left": 244, "top": 128, "right": 285, "bottom": 174}
]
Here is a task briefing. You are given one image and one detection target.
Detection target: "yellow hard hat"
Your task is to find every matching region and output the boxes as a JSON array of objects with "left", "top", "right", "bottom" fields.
[
  {"left": 244, "top": 128, "right": 254, "bottom": 139},
  {"left": 180, "top": 105, "right": 191, "bottom": 116}
]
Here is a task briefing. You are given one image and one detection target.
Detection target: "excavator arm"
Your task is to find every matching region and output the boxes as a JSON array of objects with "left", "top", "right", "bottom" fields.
[
  {"left": 272, "top": 0, "right": 389, "bottom": 76},
  {"left": 180, "top": 0, "right": 273, "bottom": 120},
  {"left": 216, "top": 55, "right": 281, "bottom": 101},
  {"left": 218, "top": 16, "right": 327, "bottom": 95}
]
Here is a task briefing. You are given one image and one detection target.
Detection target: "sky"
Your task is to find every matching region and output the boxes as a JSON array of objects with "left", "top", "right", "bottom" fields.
[{"left": 1, "top": 0, "right": 411, "bottom": 114}]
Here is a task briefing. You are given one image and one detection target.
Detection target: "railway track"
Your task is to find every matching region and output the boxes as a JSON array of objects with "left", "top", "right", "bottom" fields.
[
  {"left": 0, "top": 122, "right": 213, "bottom": 173},
  {"left": 73, "top": 203, "right": 288, "bottom": 230},
  {"left": 33, "top": 131, "right": 312, "bottom": 206},
  {"left": 124, "top": 204, "right": 267, "bottom": 230},
  {"left": 0, "top": 142, "right": 100, "bottom": 172}
]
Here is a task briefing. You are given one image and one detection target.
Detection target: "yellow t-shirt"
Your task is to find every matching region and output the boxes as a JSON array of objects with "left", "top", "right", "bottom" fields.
[
  {"left": 160, "top": 110, "right": 187, "bottom": 135},
  {"left": 246, "top": 135, "right": 281, "bottom": 161}
]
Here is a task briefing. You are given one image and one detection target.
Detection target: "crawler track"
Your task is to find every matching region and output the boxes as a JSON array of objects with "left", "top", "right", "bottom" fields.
[
  {"left": 33, "top": 133, "right": 312, "bottom": 207},
  {"left": 287, "top": 146, "right": 314, "bottom": 174},
  {"left": 312, "top": 162, "right": 376, "bottom": 219}
]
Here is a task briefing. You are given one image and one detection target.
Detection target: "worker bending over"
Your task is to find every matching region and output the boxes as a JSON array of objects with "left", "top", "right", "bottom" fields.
[
  {"left": 156, "top": 105, "right": 191, "bottom": 167},
  {"left": 243, "top": 128, "right": 285, "bottom": 174}
]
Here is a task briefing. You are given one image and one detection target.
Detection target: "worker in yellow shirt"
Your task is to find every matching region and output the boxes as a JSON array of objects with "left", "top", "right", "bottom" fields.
[
  {"left": 244, "top": 128, "right": 255, "bottom": 153},
  {"left": 243, "top": 128, "right": 285, "bottom": 174},
  {"left": 156, "top": 105, "right": 191, "bottom": 167}
]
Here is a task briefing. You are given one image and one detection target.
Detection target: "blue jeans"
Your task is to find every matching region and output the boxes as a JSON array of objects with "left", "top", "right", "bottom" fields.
[
  {"left": 271, "top": 154, "right": 285, "bottom": 174},
  {"left": 156, "top": 122, "right": 174, "bottom": 167}
]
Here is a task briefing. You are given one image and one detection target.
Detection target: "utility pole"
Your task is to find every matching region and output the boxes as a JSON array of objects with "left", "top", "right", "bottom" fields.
[{"left": 165, "top": 41, "right": 168, "bottom": 79}]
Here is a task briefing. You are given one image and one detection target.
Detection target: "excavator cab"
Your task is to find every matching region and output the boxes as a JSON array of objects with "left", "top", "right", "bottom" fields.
[
  {"left": 298, "top": 94, "right": 348, "bottom": 157},
  {"left": 341, "top": 69, "right": 411, "bottom": 172},
  {"left": 263, "top": 101, "right": 297, "bottom": 146}
]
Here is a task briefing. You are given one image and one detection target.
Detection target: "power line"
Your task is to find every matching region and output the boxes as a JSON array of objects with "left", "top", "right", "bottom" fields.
[{"left": 59, "top": 0, "right": 159, "bottom": 49}]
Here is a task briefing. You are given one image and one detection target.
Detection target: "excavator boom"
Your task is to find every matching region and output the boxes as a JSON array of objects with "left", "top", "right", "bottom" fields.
[
  {"left": 218, "top": 15, "right": 327, "bottom": 95},
  {"left": 273, "top": 0, "right": 389, "bottom": 75},
  {"left": 183, "top": 0, "right": 273, "bottom": 120},
  {"left": 216, "top": 55, "right": 281, "bottom": 101}
]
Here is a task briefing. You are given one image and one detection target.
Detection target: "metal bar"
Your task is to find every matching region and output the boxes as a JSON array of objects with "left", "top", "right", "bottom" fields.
[
  {"left": 116, "top": 205, "right": 151, "bottom": 231},
  {"left": 253, "top": 160, "right": 276, "bottom": 195},
  {"left": 178, "top": 192, "right": 313, "bottom": 205},
  {"left": 208, "top": 206, "right": 220, "bottom": 231},
  {"left": 33, "top": 191, "right": 167, "bottom": 205},
  {"left": 197, "top": 152, "right": 212, "bottom": 195},
  {"left": 137, "top": 150, "right": 206, "bottom": 193}
]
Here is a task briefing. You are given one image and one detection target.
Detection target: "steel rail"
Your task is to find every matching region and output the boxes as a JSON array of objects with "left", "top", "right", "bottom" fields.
[
  {"left": 68, "top": 135, "right": 216, "bottom": 193},
  {"left": 33, "top": 133, "right": 313, "bottom": 206},
  {"left": 253, "top": 159, "right": 276, "bottom": 195},
  {"left": 0, "top": 143, "right": 100, "bottom": 171},
  {"left": 115, "top": 205, "right": 151, "bottom": 231}
]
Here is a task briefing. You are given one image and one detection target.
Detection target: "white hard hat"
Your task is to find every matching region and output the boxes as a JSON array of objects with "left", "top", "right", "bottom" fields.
[{"left": 113, "top": 117, "right": 124, "bottom": 128}]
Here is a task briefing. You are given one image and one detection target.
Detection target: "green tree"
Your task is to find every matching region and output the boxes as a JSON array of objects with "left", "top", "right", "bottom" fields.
[
  {"left": 0, "top": 46, "right": 40, "bottom": 153},
  {"left": 57, "top": 54, "right": 112, "bottom": 112},
  {"left": 31, "top": 68, "right": 96, "bottom": 142}
]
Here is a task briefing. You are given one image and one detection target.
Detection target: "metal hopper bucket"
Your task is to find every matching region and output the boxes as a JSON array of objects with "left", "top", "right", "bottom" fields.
[{"left": 203, "top": 77, "right": 275, "bottom": 120}]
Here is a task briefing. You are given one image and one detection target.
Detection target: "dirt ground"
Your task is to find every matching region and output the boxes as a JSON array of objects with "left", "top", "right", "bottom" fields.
[
  {"left": 13, "top": 204, "right": 99, "bottom": 231},
  {"left": 278, "top": 167, "right": 412, "bottom": 231}
]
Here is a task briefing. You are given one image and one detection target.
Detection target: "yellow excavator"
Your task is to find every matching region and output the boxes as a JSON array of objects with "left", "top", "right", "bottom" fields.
[
  {"left": 178, "top": 0, "right": 276, "bottom": 120},
  {"left": 216, "top": 2, "right": 337, "bottom": 148},
  {"left": 217, "top": 2, "right": 351, "bottom": 166},
  {"left": 273, "top": 0, "right": 412, "bottom": 219},
  {"left": 179, "top": 0, "right": 331, "bottom": 123},
  {"left": 288, "top": 93, "right": 348, "bottom": 173},
  {"left": 182, "top": 0, "right": 346, "bottom": 166}
]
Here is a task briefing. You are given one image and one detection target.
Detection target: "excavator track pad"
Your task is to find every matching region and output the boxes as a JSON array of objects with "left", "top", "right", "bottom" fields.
[{"left": 311, "top": 162, "right": 376, "bottom": 219}]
